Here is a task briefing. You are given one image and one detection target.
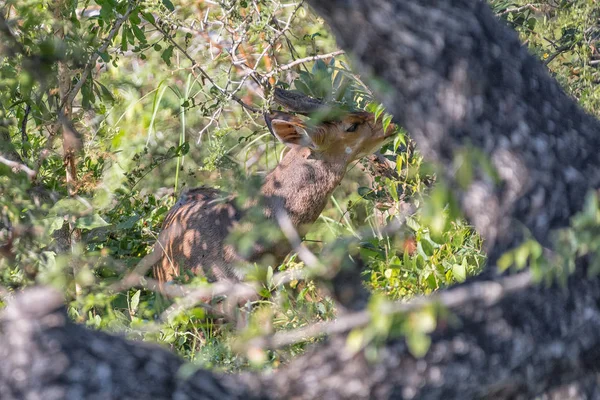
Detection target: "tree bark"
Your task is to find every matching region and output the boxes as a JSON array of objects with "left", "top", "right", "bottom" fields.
[
  {"left": 2, "top": 1, "right": 600, "bottom": 399},
  {"left": 0, "top": 288, "right": 264, "bottom": 400},
  {"left": 308, "top": 0, "right": 600, "bottom": 264}
]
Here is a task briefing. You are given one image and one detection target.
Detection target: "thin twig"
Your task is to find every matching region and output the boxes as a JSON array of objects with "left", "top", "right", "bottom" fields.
[
  {"left": 20, "top": 104, "right": 31, "bottom": 158},
  {"left": 151, "top": 20, "right": 260, "bottom": 114},
  {"left": 230, "top": 1, "right": 303, "bottom": 93},
  {"left": 275, "top": 209, "right": 321, "bottom": 270},
  {"left": 250, "top": 271, "right": 532, "bottom": 349},
  {"left": 544, "top": 44, "right": 571, "bottom": 66},
  {"left": 265, "top": 50, "right": 345, "bottom": 78},
  {"left": 113, "top": 262, "right": 305, "bottom": 322},
  {"left": 499, "top": 4, "right": 540, "bottom": 16}
]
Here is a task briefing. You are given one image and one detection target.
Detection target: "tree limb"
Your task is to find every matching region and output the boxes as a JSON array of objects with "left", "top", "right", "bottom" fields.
[
  {"left": 307, "top": 0, "right": 600, "bottom": 264},
  {"left": 0, "top": 155, "right": 36, "bottom": 179}
]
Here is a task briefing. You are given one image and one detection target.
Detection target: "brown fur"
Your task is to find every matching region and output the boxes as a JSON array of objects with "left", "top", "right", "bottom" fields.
[{"left": 151, "top": 112, "right": 395, "bottom": 284}]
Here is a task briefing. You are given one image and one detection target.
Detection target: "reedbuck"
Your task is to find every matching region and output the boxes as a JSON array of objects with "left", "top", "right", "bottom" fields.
[{"left": 152, "top": 89, "right": 396, "bottom": 284}]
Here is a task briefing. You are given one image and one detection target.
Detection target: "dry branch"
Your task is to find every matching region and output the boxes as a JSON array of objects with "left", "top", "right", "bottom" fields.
[{"left": 151, "top": 20, "right": 260, "bottom": 114}]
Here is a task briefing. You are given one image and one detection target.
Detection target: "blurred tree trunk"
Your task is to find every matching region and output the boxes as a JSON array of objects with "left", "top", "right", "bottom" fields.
[{"left": 3, "top": 1, "right": 600, "bottom": 399}]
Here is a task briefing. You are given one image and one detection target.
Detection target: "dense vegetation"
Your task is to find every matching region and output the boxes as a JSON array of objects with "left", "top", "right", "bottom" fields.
[{"left": 1, "top": 0, "right": 600, "bottom": 372}]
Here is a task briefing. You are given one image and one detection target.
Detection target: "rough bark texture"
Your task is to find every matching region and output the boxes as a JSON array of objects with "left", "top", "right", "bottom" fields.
[
  {"left": 2, "top": 1, "right": 600, "bottom": 399},
  {"left": 308, "top": 0, "right": 600, "bottom": 263},
  {"left": 0, "top": 288, "right": 264, "bottom": 400}
]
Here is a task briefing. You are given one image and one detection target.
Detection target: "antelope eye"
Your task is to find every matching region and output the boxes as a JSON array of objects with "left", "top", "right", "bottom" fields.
[{"left": 346, "top": 123, "right": 360, "bottom": 132}]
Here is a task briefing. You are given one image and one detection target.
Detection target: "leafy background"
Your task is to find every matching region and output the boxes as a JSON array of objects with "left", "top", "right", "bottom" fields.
[{"left": 0, "top": 0, "right": 598, "bottom": 370}]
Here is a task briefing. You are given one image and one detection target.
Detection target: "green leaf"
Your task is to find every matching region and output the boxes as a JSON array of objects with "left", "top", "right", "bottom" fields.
[
  {"left": 405, "top": 216, "right": 420, "bottom": 232},
  {"left": 75, "top": 214, "right": 110, "bottom": 230},
  {"left": 131, "top": 24, "right": 146, "bottom": 43},
  {"left": 161, "top": 46, "right": 174, "bottom": 66},
  {"left": 514, "top": 244, "right": 529, "bottom": 269},
  {"left": 127, "top": 25, "right": 136, "bottom": 45},
  {"left": 98, "top": 51, "right": 110, "bottom": 63},
  {"left": 388, "top": 181, "right": 399, "bottom": 202},
  {"left": 130, "top": 290, "right": 141, "bottom": 314},
  {"left": 382, "top": 114, "right": 393, "bottom": 134},
  {"left": 121, "top": 26, "right": 129, "bottom": 51},
  {"left": 357, "top": 186, "right": 376, "bottom": 200},
  {"left": 311, "top": 59, "right": 327, "bottom": 74},
  {"left": 49, "top": 198, "right": 89, "bottom": 216},
  {"left": 406, "top": 332, "right": 431, "bottom": 358},
  {"left": 96, "top": 81, "right": 115, "bottom": 102},
  {"left": 47, "top": 216, "right": 65, "bottom": 234},
  {"left": 393, "top": 132, "right": 406, "bottom": 151},
  {"left": 497, "top": 252, "right": 514, "bottom": 272},
  {"left": 100, "top": 2, "right": 114, "bottom": 22},
  {"left": 395, "top": 154, "right": 403, "bottom": 175},
  {"left": 129, "top": 12, "right": 141, "bottom": 25},
  {"left": 116, "top": 215, "right": 141, "bottom": 230},
  {"left": 178, "top": 142, "right": 190, "bottom": 155},
  {"left": 162, "top": 0, "right": 175, "bottom": 11},
  {"left": 293, "top": 79, "right": 313, "bottom": 97},
  {"left": 452, "top": 262, "right": 466, "bottom": 282},
  {"left": 346, "top": 329, "right": 365, "bottom": 353},
  {"left": 142, "top": 12, "right": 156, "bottom": 24}
]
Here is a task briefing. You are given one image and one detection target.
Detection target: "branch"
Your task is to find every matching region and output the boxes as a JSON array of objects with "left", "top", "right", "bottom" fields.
[
  {"left": 499, "top": 4, "right": 541, "bottom": 16},
  {"left": 0, "top": 155, "right": 36, "bottom": 179},
  {"left": 115, "top": 262, "right": 305, "bottom": 322},
  {"left": 250, "top": 271, "right": 532, "bottom": 350},
  {"left": 264, "top": 50, "right": 345, "bottom": 77},
  {"left": 228, "top": 2, "right": 303, "bottom": 92},
  {"left": 3, "top": 267, "right": 599, "bottom": 399},
  {"left": 20, "top": 104, "right": 30, "bottom": 158},
  {"left": 0, "top": 287, "right": 263, "bottom": 400},
  {"left": 151, "top": 20, "right": 260, "bottom": 114}
]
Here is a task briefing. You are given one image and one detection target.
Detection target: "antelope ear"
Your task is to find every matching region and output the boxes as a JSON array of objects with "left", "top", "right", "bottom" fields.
[{"left": 265, "top": 112, "right": 316, "bottom": 149}]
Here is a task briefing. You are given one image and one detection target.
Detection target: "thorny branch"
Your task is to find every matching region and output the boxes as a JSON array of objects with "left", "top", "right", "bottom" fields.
[
  {"left": 228, "top": 1, "right": 304, "bottom": 93},
  {"left": 151, "top": 19, "right": 261, "bottom": 114}
]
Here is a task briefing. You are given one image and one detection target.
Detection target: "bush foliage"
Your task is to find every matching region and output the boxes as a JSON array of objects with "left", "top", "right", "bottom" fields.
[{"left": 1, "top": 0, "right": 599, "bottom": 369}]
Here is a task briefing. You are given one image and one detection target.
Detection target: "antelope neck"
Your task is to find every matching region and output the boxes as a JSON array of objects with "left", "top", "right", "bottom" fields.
[{"left": 260, "top": 146, "right": 348, "bottom": 231}]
